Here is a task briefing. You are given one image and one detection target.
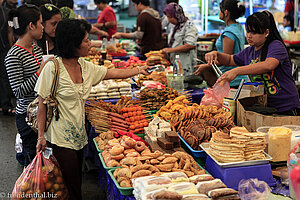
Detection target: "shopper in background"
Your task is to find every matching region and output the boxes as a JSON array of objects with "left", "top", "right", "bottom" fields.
[
  {"left": 113, "top": 0, "right": 164, "bottom": 55},
  {"left": 23, "top": 0, "right": 53, "bottom": 7},
  {"left": 283, "top": 14, "right": 294, "bottom": 32},
  {"left": 94, "top": 0, "right": 117, "bottom": 40},
  {"left": 161, "top": 0, "right": 179, "bottom": 34},
  {"left": 162, "top": 2, "right": 197, "bottom": 76},
  {"left": 195, "top": 0, "right": 247, "bottom": 87},
  {"left": 5, "top": 4, "right": 45, "bottom": 166},
  {"left": 37, "top": 3, "right": 61, "bottom": 55},
  {"left": 35, "top": 19, "right": 150, "bottom": 200},
  {"left": 205, "top": 11, "right": 300, "bottom": 115},
  {"left": 0, "top": 0, "right": 16, "bottom": 116}
]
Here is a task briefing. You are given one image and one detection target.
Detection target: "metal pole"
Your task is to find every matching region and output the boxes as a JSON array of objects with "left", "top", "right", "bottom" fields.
[
  {"left": 205, "top": 0, "right": 208, "bottom": 34},
  {"left": 295, "top": 0, "right": 299, "bottom": 31},
  {"left": 249, "top": 0, "right": 253, "bottom": 15},
  {"left": 201, "top": 0, "right": 205, "bottom": 35}
]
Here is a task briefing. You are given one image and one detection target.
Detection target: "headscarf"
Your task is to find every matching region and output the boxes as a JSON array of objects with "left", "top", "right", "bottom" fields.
[
  {"left": 59, "top": 6, "right": 75, "bottom": 20},
  {"left": 163, "top": 3, "right": 188, "bottom": 47}
]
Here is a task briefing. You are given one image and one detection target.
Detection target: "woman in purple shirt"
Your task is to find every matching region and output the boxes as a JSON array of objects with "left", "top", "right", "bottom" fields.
[{"left": 198, "top": 11, "right": 300, "bottom": 115}]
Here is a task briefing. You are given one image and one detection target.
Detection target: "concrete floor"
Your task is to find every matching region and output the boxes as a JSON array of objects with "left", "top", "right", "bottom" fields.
[{"left": 0, "top": 114, "right": 106, "bottom": 200}]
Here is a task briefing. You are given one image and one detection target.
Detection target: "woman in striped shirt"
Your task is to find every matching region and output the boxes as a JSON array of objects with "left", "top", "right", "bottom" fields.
[{"left": 5, "top": 4, "right": 45, "bottom": 166}]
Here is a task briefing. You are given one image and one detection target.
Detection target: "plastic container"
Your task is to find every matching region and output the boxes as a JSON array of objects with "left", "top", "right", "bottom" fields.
[
  {"left": 197, "top": 41, "right": 214, "bottom": 51},
  {"left": 268, "top": 127, "right": 292, "bottom": 162},
  {"left": 108, "top": 169, "right": 133, "bottom": 196},
  {"left": 204, "top": 156, "right": 276, "bottom": 190},
  {"left": 93, "top": 138, "right": 103, "bottom": 153},
  {"left": 99, "top": 153, "right": 121, "bottom": 171},
  {"left": 178, "top": 133, "right": 206, "bottom": 158},
  {"left": 256, "top": 126, "right": 271, "bottom": 153},
  {"left": 282, "top": 125, "right": 300, "bottom": 150}
]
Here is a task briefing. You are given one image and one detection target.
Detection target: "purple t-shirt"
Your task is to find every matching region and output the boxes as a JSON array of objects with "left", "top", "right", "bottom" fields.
[{"left": 233, "top": 40, "right": 300, "bottom": 112}]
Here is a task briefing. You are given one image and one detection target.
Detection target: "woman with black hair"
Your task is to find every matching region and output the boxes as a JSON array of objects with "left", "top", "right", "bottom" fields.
[
  {"left": 5, "top": 4, "right": 45, "bottom": 166},
  {"left": 195, "top": 0, "right": 247, "bottom": 87},
  {"left": 37, "top": 3, "right": 61, "bottom": 55},
  {"left": 203, "top": 11, "right": 300, "bottom": 115},
  {"left": 35, "top": 19, "right": 150, "bottom": 199}
]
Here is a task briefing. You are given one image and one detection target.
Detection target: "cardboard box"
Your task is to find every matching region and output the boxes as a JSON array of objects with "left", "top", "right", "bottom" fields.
[
  {"left": 228, "top": 83, "right": 264, "bottom": 100},
  {"left": 237, "top": 95, "right": 300, "bottom": 132}
]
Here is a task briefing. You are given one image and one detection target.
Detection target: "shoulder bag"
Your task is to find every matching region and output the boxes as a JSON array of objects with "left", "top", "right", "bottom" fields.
[{"left": 26, "top": 58, "right": 60, "bottom": 133}]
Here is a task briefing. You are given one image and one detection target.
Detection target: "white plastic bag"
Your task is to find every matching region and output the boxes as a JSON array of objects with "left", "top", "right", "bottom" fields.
[
  {"left": 238, "top": 178, "right": 271, "bottom": 200},
  {"left": 15, "top": 133, "right": 22, "bottom": 153}
]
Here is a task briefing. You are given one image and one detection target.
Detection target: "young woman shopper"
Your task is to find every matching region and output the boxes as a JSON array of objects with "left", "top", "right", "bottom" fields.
[
  {"left": 201, "top": 11, "right": 300, "bottom": 115},
  {"left": 35, "top": 19, "right": 150, "bottom": 199},
  {"left": 37, "top": 3, "right": 61, "bottom": 55},
  {"left": 5, "top": 4, "right": 45, "bottom": 166}
]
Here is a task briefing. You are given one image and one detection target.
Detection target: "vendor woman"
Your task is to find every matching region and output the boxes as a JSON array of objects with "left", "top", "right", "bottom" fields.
[
  {"left": 201, "top": 11, "right": 300, "bottom": 115},
  {"left": 162, "top": 2, "right": 198, "bottom": 76}
]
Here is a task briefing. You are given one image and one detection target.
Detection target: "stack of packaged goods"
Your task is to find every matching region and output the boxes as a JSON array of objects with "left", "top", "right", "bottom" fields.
[
  {"left": 131, "top": 172, "right": 240, "bottom": 200},
  {"left": 89, "top": 80, "right": 132, "bottom": 99},
  {"left": 146, "top": 116, "right": 171, "bottom": 142}
]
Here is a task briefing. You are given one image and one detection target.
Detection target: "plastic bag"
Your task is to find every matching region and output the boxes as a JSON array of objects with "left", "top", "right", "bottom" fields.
[
  {"left": 15, "top": 133, "right": 22, "bottom": 153},
  {"left": 238, "top": 178, "right": 271, "bottom": 200},
  {"left": 11, "top": 152, "right": 69, "bottom": 200},
  {"left": 200, "top": 81, "right": 230, "bottom": 108}
]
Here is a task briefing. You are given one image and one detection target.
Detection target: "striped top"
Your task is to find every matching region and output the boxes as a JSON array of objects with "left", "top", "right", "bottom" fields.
[{"left": 5, "top": 43, "right": 43, "bottom": 114}]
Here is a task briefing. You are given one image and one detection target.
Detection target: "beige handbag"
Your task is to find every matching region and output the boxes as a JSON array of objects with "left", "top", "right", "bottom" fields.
[{"left": 26, "top": 58, "right": 60, "bottom": 133}]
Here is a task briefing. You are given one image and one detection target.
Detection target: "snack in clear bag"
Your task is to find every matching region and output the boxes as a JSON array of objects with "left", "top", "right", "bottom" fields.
[
  {"left": 168, "top": 182, "right": 199, "bottom": 195},
  {"left": 161, "top": 172, "right": 189, "bottom": 183},
  {"left": 196, "top": 179, "right": 226, "bottom": 195},
  {"left": 11, "top": 152, "right": 69, "bottom": 200},
  {"left": 139, "top": 176, "right": 172, "bottom": 192},
  {"left": 152, "top": 189, "right": 183, "bottom": 200},
  {"left": 238, "top": 178, "right": 270, "bottom": 200},
  {"left": 182, "top": 194, "right": 210, "bottom": 200},
  {"left": 189, "top": 174, "right": 214, "bottom": 184}
]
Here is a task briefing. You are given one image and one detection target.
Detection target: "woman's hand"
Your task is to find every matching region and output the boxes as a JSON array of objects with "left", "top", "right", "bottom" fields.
[
  {"left": 138, "top": 66, "right": 151, "bottom": 75},
  {"left": 162, "top": 48, "right": 173, "bottom": 54},
  {"left": 205, "top": 51, "right": 219, "bottom": 65},
  {"left": 112, "top": 32, "right": 123, "bottom": 39},
  {"left": 217, "top": 68, "right": 239, "bottom": 84},
  {"left": 99, "top": 30, "right": 109, "bottom": 37},
  {"left": 194, "top": 64, "right": 211, "bottom": 76},
  {"left": 36, "top": 136, "right": 47, "bottom": 153}
]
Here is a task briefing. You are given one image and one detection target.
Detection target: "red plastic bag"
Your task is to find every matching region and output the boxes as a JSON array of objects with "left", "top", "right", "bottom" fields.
[
  {"left": 200, "top": 81, "right": 230, "bottom": 108},
  {"left": 11, "top": 152, "right": 69, "bottom": 200}
]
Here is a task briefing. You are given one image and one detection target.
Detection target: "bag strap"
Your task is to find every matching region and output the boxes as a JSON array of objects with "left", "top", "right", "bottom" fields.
[{"left": 50, "top": 58, "right": 59, "bottom": 97}]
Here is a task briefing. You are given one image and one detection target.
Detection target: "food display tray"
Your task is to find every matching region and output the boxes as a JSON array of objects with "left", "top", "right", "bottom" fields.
[
  {"left": 99, "top": 153, "right": 121, "bottom": 171},
  {"left": 177, "top": 133, "right": 206, "bottom": 158},
  {"left": 108, "top": 169, "right": 133, "bottom": 196},
  {"left": 93, "top": 137, "right": 102, "bottom": 153},
  {"left": 200, "top": 143, "right": 272, "bottom": 168}
]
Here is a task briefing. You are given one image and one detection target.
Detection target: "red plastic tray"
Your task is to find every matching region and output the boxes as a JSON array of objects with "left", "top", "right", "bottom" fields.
[{"left": 283, "top": 40, "right": 300, "bottom": 44}]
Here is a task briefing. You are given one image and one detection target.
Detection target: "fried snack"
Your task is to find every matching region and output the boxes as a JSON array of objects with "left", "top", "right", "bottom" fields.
[
  {"left": 150, "top": 159, "right": 160, "bottom": 165},
  {"left": 125, "top": 137, "right": 137, "bottom": 148},
  {"left": 141, "top": 147, "right": 151, "bottom": 156},
  {"left": 162, "top": 157, "right": 178, "bottom": 164},
  {"left": 111, "top": 153, "right": 125, "bottom": 160},
  {"left": 117, "top": 167, "right": 132, "bottom": 178},
  {"left": 135, "top": 141, "right": 146, "bottom": 152},
  {"left": 132, "top": 169, "right": 152, "bottom": 179},
  {"left": 155, "top": 163, "right": 174, "bottom": 172},
  {"left": 123, "top": 149, "right": 137, "bottom": 155},
  {"left": 120, "top": 157, "right": 137, "bottom": 166},
  {"left": 109, "top": 145, "right": 124, "bottom": 156},
  {"left": 152, "top": 190, "right": 183, "bottom": 200},
  {"left": 120, "top": 180, "right": 132, "bottom": 187},
  {"left": 107, "top": 160, "right": 120, "bottom": 167},
  {"left": 126, "top": 152, "right": 140, "bottom": 157}
]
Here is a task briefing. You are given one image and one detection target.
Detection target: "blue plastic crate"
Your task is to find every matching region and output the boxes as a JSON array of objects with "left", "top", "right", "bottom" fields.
[
  {"left": 177, "top": 133, "right": 206, "bottom": 158},
  {"left": 205, "top": 156, "right": 276, "bottom": 190}
]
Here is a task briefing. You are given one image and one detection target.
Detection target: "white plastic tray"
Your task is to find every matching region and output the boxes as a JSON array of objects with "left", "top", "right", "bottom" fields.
[{"left": 200, "top": 143, "right": 272, "bottom": 168}]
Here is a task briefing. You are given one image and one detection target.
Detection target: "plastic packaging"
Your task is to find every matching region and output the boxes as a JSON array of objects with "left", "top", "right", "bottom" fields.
[
  {"left": 11, "top": 152, "right": 69, "bottom": 200},
  {"left": 168, "top": 182, "right": 199, "bottom": 195},
  {"left": 238, "top": 178, "right": 271, "bottom": 200},
  {"left": 196, "top": 179, "right": 226, "bottom": 195},
  {"left": 161, "top": 172, "right": 189, "bottom": 183},
  {"left": 182, "top": 194, "right": 210, "bottom": 200},
  {"left": 200, "top": 81, "right": 230, "bottom": 108},
  {"left": 288, "top": 142, "right": 300, "bottom": 199},
  {"left": 189, "top": 174, "right": 214, "bottom": 184},
  {"left": 15, "top": 133, "right": 22, "bottom": 153},
  {"left": 268, "top": 127, "right": 292, "bottom": 161}
]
